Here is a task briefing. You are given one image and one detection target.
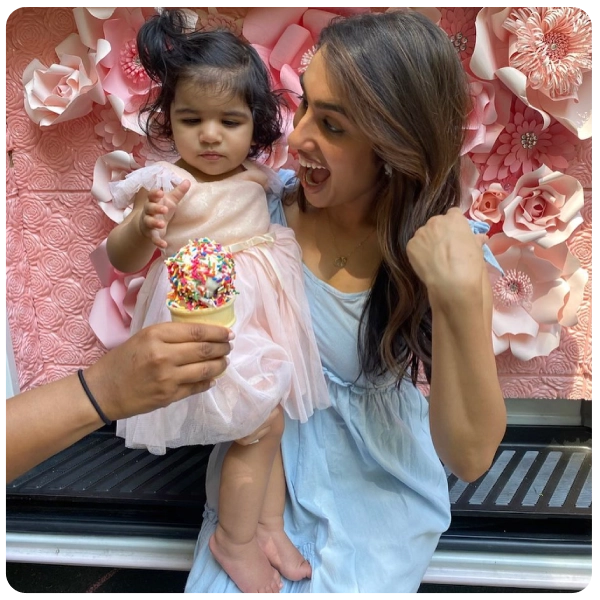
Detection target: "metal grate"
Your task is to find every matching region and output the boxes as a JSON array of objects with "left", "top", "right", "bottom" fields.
[
  {"left": 7, "top": 432, "right": 214, "bottom": 505},
  {"left": 8, "top": 427, "right": 591, "bottom": 522},
  {"left": 446, "top": 438, "right": 591, "bottom": 518}
]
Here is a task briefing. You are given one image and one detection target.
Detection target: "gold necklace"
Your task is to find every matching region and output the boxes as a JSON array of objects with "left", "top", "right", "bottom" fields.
[{"left": 325, "top": 210, "right": 375, "bottom": 268}]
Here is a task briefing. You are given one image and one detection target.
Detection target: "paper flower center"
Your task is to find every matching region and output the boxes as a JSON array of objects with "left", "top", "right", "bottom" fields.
[
  {"left": 120, "top": 39, "right": 150, "bottom": 84},
  {"left": 493, "top": 269, "right": 534, "bottom": 308},
  {"left": 449, "top": 32, "right": 469, "bottom": 53},
  {"left": 520, "top": 131, "right": 538, "bottom": 149},
  {"left": 298, "top": 46, "right": 316, "bottom": 74},
  {"left": 544, "top": 31, "right": 569, "bottom": 61}
]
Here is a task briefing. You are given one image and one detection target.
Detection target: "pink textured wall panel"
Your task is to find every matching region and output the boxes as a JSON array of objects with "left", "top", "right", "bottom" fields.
[{"left": 5, "top": 7, "right": 592, "bottom": 399}]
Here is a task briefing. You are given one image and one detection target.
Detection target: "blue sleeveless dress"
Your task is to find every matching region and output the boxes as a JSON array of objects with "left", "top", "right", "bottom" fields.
[{"left": 185, "top": 171, "right": 497, "bottom": 593}]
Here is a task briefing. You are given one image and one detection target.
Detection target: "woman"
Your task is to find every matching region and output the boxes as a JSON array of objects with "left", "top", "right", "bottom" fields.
[{"left": 185, "top": 11, "right": 506, "bottom": 593}]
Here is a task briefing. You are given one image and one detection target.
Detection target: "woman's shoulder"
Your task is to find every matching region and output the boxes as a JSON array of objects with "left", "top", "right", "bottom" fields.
[
  {"left": 244, "top": 162, "right": 297, "bottom": 192},
  {"left": 276, "top": 168, "right": 299, "bottom": 193},
  {"left": 263, "top": 168, "right": 298, "bottom": 226}
]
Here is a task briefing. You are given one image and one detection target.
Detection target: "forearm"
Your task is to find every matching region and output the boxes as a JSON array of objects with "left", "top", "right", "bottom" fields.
[
  {"left": 107, "top": 212, "right": 156, "bottom": 273},
  {"left": 6, "top": 322, "right": 233, "bottom": 483},
  {"left": 428, "top": 293, "right": 506, "bottom": 482},
  {"left": 6, "top": 374, "right": 104, "bottom": 482}
]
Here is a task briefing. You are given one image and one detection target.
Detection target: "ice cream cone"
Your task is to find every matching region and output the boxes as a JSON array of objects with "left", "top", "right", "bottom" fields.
[{"left": 168, "top": 296, "right": 236, "bottom": 328}]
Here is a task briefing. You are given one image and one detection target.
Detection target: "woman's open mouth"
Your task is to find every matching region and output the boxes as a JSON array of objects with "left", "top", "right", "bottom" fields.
[{"left": 298, "top": 156, "right": 331, "bottom": 188}]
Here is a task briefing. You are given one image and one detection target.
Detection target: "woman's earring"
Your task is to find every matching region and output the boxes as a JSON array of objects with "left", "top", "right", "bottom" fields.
[{"left": 384, "top": 164, "right": 393, "bottom": 177}]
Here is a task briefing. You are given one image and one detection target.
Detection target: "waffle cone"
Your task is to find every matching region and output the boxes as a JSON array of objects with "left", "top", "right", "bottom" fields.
[{"left": 168, "top": 296, "right": 236, "bottom": 327}]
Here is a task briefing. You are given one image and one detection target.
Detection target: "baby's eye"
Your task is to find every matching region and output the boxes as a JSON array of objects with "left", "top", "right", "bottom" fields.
[
  {"left": 182, "top": 119, "right": 200, "bottom": 125},
  {"left": 222, "top": 120, "right": 240, "bottom": 127}
]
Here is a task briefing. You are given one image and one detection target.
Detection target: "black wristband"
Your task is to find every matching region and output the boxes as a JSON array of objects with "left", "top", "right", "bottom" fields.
[{"left": 77, "top": 369, "right": 112, "bottom": 426}]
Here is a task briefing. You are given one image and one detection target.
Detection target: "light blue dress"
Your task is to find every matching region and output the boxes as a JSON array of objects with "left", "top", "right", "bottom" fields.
[{"left": 185, "top": 172, "right": 498, "bottom": 593}]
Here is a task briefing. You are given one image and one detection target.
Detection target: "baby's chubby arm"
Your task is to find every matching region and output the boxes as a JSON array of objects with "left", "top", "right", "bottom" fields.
[{"left": 107, "top": 179, "right": 191, "bottom": 273}]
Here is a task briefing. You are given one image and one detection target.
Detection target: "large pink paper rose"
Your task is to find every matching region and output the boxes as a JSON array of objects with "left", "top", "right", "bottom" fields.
[
  {"left": 22, "top": 33, "right": 106, "bottom": 127},
  {"left": 469, "top": 183, "right": 507, "bottom": 229},
  {"left": 89, "top": 239, "right": 158, "bottom": 349},
  {"left": 470, "top": 7, "right": 591, "bottom": 139},
  {"left": 487, "top": 233, "right": 587, "bottom": 360},
  {"left": 74, "top": 7, "right": 159, "bottom": 135},
  {"left": 91, "top": 151, "right": 141, "bottom": 223},
  {"left": 256, "top": 6, "right": 434, "bottom": 108},
  {"left": 500, "top": 165, "right": 584, "bottom": 249},
  {"left": 243, "top": 8, "right": 363, "bottom": 108}
]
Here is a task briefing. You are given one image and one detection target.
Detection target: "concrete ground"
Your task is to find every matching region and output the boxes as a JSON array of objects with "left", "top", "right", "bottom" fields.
[{"left": 5, "top": 562, "right": 574, "bottom": 594}]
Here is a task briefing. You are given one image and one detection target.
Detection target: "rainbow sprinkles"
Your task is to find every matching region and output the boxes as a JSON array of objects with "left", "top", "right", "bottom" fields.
[{"left": 165, "top": 238, "right": 237, "bottom": 311}]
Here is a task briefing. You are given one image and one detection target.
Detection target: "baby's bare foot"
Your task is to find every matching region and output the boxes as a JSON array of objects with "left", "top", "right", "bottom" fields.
[
  {"left": 210, "top": 526, "right": 282, "bottom": 593},
  {"left": 257, "top": 522, "right": 312, "bottom": 582}
]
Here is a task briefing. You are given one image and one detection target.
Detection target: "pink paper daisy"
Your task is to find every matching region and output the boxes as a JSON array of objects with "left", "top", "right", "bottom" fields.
[
  {"left": 440, "top": 7, "right": 478, "bottom": 66},
  {"left": 119, "top": 39, "right": 150, "bottom": 86},
  {"left": 478, "top": 99, "right": 576, "bottom": 182},
  {"left": 493, "top": 268, "right": 534, "bottom": 312},
  {"left": 503, "top": 7, "right": 592, "bottom": 100}
]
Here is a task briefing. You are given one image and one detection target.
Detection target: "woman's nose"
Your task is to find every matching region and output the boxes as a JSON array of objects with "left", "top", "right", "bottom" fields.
[{"left": 288, "top": 109, "right": 314, "bottom": 152}]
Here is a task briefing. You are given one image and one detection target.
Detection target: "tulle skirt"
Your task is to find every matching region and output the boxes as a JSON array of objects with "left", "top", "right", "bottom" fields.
[{"left": 116, "top": 224, "right": 329, "bottom": 454}]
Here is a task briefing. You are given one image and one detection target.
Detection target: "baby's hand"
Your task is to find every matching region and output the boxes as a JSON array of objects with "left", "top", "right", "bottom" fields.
[{"left": 139, "top": 179, "right": 191, "bottom": 249}]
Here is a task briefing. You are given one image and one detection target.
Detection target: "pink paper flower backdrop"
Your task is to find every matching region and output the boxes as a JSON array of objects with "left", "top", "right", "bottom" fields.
[{"left": 6, "top": 7, "right": 592, "bottom": 400}]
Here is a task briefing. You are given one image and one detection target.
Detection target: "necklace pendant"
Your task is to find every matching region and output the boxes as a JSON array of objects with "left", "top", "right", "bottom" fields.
[{"left": 334, "top": 256, "right": 348, "bottom": 268}]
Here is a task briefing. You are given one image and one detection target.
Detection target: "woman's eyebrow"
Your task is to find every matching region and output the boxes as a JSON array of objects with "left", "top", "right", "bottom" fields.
[{"left": 299, "top": 73, "right": 347, "bottom": 117}]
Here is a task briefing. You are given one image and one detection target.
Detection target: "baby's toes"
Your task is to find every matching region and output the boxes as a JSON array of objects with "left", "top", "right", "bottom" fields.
[{"left": 266, "top": 572, "right": 282, "bottom": 593}]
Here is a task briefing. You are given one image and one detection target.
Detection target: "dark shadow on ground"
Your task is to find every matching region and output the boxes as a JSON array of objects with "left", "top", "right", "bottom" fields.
[{"left": 5, "top": 563, "right": 575, "bottom": 594}]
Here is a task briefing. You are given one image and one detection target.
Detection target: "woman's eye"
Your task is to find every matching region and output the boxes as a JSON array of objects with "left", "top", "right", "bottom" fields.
[
  {"left": 295, "top": 93, "right": 342, "bottom": 134},
  {"left": 323, "top": 119, "right": 343, "bottom": 134}
]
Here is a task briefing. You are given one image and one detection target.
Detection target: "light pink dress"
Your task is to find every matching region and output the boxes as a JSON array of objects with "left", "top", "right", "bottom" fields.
[{"left": 109, "top": 160, "right": 329, "bottom": 454}]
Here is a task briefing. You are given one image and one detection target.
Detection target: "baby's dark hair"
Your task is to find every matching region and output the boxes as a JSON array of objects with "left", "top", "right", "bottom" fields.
[{"left": 136, "top": 10, "right": 284, "bottom": 158}]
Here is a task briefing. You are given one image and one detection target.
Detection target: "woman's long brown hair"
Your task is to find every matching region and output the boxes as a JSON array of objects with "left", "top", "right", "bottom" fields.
[{"left": 289, "top": 11, "right": 470, "bottom": 386}]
